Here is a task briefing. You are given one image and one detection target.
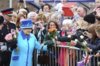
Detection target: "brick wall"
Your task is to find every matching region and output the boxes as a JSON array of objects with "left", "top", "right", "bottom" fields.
[
  {"left": 0, "top": 0, "right": 36, "bottom": 12},
  {"left": 0, "top": 0, "right": 9, "bottom": 10}
]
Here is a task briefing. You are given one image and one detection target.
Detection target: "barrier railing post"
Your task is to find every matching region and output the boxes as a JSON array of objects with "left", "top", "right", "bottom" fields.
[{"left": 35, "top": 45, "right": 99, "bottom": 66}]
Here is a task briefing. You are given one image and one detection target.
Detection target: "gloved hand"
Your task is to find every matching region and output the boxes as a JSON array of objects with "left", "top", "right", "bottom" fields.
[
  {"left": 44, "top": 40, "right": 54, "bottom": 49},
  {"left": 0, "top": 45, "right": 7, "bottom": 51}
]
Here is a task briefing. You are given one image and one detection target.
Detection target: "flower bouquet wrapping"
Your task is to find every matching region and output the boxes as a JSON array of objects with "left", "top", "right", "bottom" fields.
[
  {"left": 44, "top": 28, "right": 58, "bottom": 48},
  {"left": 48, "top": 28, "right": 57, "bottom": 40},
  {"left": 75, "top": 35, "right": 93, "bottom": 66},
  {"left": 72, "top": 35, "right": 89, "bottom": 51},
  {"left": 47, "top": 28, "right": 58, "bottom": 43},
  {"left": 5, "top": 29, "right": 17, "bottom": 41},
  {"left": 5, "top": 29, "right": 18, "bottom": 51}
]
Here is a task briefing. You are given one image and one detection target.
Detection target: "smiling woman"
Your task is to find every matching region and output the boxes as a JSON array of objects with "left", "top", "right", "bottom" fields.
[
  {"left": 23, "top": 28, "right": 32, "bottom": 35},
  {"left": 10, "top": 19, "right": 47, "bottom": 66}
]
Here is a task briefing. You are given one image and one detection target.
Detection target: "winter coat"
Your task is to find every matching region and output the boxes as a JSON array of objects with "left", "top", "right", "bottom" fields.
[
  {"left": 10, "top": 31, "right": 47, "bottom": 66},
  {"left": 88, "top": 38, "right": 100, "bottom": 53}
]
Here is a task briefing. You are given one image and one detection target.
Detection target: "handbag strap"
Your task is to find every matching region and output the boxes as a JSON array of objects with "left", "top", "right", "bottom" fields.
[
  {"left": 40, "top": 45, "right": 48, "bottom": 55},
  {"left": 39, "top": 45, "right": 44, "bottom": 54}
]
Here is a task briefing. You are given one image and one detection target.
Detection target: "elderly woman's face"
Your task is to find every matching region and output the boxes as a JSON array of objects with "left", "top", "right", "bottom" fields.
[
  {"left": 62, "top": 24, "right": 68, "bottom": 31},
  {"left": 77, "top": 7, "right": 86, "bottom": 17},
  {"left": 30, "top": 15, "right": 37, "bottom": 23},
  {"left": 23, "top": 28, "right": 32, "bottom": 35}
]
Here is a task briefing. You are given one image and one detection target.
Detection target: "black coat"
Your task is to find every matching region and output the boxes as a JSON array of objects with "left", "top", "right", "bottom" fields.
[
  {"left": 0, "top": 22, "right": 16, "bottom": 65},
  {"left": 88, "top": 38, "right": 100, "bottom": 53},
  {"left": 57, "top": 29, "right": 89, "bottom": 48}
]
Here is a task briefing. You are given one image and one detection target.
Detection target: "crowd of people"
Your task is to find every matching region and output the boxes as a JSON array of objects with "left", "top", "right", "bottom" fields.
[{"left": 0, "top": 1, "right": 100, "bottom": 66}]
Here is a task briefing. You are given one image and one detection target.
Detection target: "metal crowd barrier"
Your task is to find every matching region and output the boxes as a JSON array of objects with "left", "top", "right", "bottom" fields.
[{"left": 33, "top": 45, "right": 100, "bottom": 66}]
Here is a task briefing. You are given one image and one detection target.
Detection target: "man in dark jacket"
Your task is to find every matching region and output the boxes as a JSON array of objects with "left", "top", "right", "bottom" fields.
[
  {"left": 0, "top": 8, "right": 16, "bottom": 66},
  {"left": 0, "top": 15, "right": 10, "bottom": 66}
]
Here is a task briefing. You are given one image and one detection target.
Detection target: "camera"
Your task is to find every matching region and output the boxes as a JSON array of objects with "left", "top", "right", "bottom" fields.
[
  {"left": 35, "top": 23, "right": 39, "bottom": 26},
  {"left": 34, "top": 23, "right": 41, "bottom": 29}
]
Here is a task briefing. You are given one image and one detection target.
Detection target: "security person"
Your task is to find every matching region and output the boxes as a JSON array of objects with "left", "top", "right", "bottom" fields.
[
  {"left": 0, "top": 15, "right": 10, "bottom": 66},
  {"left": 0, "top": 8, "right": 16, "bottom": 66}
]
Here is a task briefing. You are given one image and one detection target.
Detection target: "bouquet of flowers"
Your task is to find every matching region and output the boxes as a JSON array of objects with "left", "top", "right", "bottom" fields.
[
  {"left": 43, "top": 28, "right": 57, "bottom": 46},
  {"left": 71, "top": 35, "right": 89, "bottom": 51},
  {"left": 74, "top": 35, "right": 93, "bottom": 66},
  {"left": 48, "top": 28, "right": 57, "bottom": 40},
  {"left": 5, "top": 29, "right": 17, "bottom": 41},
  {"left": 79, "top": 35, "right": 92, "bottom": 52},
  {"left": 5, "top": 29, "right": 18, "bottom": 51}
]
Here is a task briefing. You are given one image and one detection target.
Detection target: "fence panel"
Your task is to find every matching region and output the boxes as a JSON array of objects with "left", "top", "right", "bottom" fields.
[{"left": 33, "top": 45, "right": 100, "bottom": 66}]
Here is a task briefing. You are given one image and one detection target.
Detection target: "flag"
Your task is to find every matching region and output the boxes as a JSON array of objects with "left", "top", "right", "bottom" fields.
[{"left": 77, "top": 60, "right": 85, "bottom": 66}]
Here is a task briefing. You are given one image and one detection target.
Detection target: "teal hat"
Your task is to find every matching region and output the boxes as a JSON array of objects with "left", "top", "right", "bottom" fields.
[{"left": 20, "top": 19, "right": 33, "bottom": 29}]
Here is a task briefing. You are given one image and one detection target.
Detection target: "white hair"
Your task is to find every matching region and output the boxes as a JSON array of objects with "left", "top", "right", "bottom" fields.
[
  {"left": 62, "top": 19, "right": 73, "bottom": 26},
  {"left": 27, "top": 12, "right": 38, "bottom": 19},
  {"left": 19, "top": 8, "right": 27, "bottom": 13}
]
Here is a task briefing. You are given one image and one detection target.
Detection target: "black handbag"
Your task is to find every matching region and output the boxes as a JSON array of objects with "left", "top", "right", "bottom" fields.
[{"left": 38, "top": 46, "right": 50, "bottom": 64}]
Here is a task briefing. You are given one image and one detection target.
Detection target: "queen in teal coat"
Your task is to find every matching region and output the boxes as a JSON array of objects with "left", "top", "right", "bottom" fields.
[{"left": 10, "top": 19, "right": 47, "bottom": 66}]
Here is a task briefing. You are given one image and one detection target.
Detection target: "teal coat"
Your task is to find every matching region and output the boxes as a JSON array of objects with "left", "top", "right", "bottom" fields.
[{"left": 10, "top": 31, "right": 47, "bottom": 66}]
